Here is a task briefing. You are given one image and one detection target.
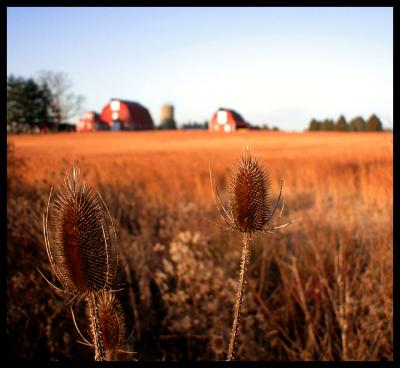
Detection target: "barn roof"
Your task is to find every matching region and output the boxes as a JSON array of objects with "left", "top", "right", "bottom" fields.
[
  {"left": 110, "top": 98, "right": 154, "bottom": 126},
  {"left": 111, "top": 98, "right": 148, "bottom": 111},
  {"left": 218, "top": 107, "right": 249, "bottom": 128}
]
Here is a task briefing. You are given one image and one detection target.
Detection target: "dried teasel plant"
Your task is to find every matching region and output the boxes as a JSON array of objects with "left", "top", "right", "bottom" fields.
[
  {"left": 209, "top": 148, "right": 294, "bottom": 361},
  {"left": 39, "top": 166, "right": 120, "bottom": 361},
  {"left": 71, "top": 292, "right": 132, "bottom": 360}
]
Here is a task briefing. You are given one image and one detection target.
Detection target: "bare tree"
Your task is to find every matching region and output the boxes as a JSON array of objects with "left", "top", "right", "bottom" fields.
[{"left": 36, "top": 71, "right": 85, "bottom": 126}]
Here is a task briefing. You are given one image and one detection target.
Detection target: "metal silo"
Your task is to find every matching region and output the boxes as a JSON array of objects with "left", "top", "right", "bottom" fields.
[{"left": 160, "top": 104, "right": 176, "bottom": 129}]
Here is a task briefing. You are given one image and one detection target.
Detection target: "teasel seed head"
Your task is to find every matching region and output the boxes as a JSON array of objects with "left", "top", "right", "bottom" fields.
[
  {"left": 209, "top": 148, "right": 294, "bottom": 361},
  {"left": 228, "top": 149, "right": 272, "bottom": 233},
  {"left": 44, "top": 166, "right": 117, "bottom": 299},
  {"left": 97, "top": 292, "right": 126, "bottom": 353},
  {"left": 209, "top": 147, "right": 294, "bottom": 235}
]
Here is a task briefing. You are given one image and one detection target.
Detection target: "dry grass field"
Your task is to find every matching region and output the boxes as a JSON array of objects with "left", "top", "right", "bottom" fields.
[{"left": 7, "top": 131, "right": 393, "bottom": 360}]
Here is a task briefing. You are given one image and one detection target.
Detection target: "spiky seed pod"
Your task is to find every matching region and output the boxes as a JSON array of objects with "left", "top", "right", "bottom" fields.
[
  {"left": 209, "top": 148, "right": 293, "bottom": 361},
  {"left": 96, "top": 293, "right": 126, "bottom": 354},
  {"left": 46, "top": 167, "right": 115, "bottom": 298},
  {"left": 228, "top": 150, "right": 272, "bottom": 233}
]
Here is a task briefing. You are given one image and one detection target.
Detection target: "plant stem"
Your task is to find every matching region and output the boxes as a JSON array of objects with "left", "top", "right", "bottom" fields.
[
  {"left": 88, "top": 292, "right": 105, "bottom": 361},
  {"left": 227, "top": 232, "right": 251, "bottom": 361}
]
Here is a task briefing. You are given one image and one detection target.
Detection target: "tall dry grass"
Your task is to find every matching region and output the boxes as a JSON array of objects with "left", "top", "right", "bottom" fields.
[{"left": 7, "top": 131, "right": 392, "bottom": 360}]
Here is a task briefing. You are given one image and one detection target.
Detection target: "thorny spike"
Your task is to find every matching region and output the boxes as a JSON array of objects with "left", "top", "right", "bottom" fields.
[
  {"left": 116, "top": 349, "right": 136, "bottom": 355},
  {"left": 65, "top": 293, "right": 80, "bottom": 307},
  {"left": 36, "top": 266, "right": 64, "bottom": 294},
  {"left": 206, "top": 218, "right": 234, "bottom": 232},
  {"left": 98, "top": 191, "right": 119, "bottom": 283},
  {"left": 71, "top": 306, "right": 91, "bottom": 346},
  {"left": 101, "top": 223, "right": 110, "bottom": 290},
  {"left": 269, "top": 174, "right": 284, "bottom": 224},
  {"left": 209, "top": 164, "right": 236, "bottom": 228},
  {"left": 76, "top": 340, "right": 93, "bottom": 347},
  {"left": 43, "top": 186, "right": 68, "bottom": 289},
  {"left": 209, "top": 164, "right": 229, "bottom": 220}
]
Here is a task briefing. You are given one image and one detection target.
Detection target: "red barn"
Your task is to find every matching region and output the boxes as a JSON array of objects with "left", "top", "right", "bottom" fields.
[
  {"left": 100, "top": 99, "right": 154, "bottom": 131},
  {"left": 209, "top": 108, "right": 250, "bottom": 132},
  {"left": 76, "top": 111, "right": 108, "bottom": 132}
]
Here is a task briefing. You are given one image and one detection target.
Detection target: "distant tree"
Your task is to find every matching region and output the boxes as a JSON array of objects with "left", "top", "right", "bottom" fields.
[
  {"left": 349, "top": 116, "right": 366, "bottom": 131},
  {"left": 322, "top": 118, "right": 335, "bottom": 131},
  {"left": 36, "top": 71, "right": 85, "bottom": 127},
  {"left": 261, "top": 124, "right": 270, "bottom": 131},
  {"left": 309, "top": 118, "right": 322, "bottom": 131},
  {"left": 181, "top": 121, "right": 208, "bottom": 130},
  {"left": 366, "top": 114, "right": 383, "bottom": 131},
  {"left": 335, "top": 115, "right": 349, "bottom": 131},
  {"left": 7, "top": 75, "right": 53, "bottom": 133},
  {"left": 272, "top": 126, "right": 280, "bottom": 131}
]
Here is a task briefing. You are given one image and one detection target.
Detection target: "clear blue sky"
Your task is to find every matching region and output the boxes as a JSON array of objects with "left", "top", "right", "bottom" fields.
[{"left": 7, "top": 7, "right": 393, "bottom": 131}]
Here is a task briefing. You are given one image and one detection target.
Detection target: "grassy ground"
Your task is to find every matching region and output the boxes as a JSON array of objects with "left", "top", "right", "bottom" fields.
[{"left": 7, "top": 131, "right": 393, "bottom": 360}]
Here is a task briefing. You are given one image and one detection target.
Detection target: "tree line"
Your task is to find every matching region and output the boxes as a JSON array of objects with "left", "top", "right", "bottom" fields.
[
  {"left": 308, "top": 114, "right": 383, "bottom": 132},
  {"left": 260, "top": 124, "right": 280, "bottom": 131},
  {"left": 7, "top": 72, "right": 85, "bottom": 134},
  {"left": 181, "top": 121, "right": 209, "bottom": 130}
]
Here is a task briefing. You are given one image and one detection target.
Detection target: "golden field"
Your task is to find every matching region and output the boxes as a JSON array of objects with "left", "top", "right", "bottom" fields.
[{"left": 7, "top": 131, "right": 393, "bottom": 360}]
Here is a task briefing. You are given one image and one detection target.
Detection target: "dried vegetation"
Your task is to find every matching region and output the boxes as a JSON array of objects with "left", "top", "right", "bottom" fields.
[{"left": 7, "top": 131, "right": 393, "bottom": 360}]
